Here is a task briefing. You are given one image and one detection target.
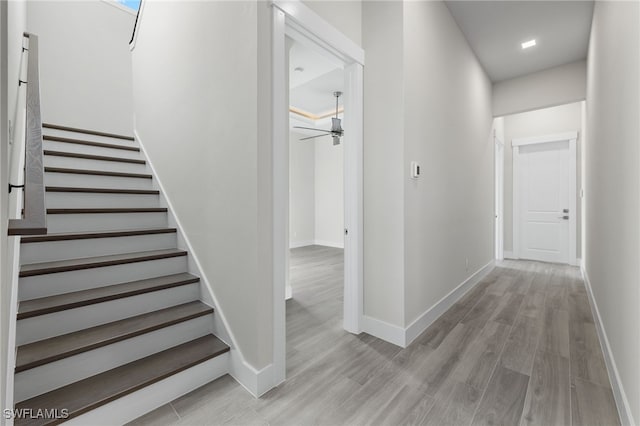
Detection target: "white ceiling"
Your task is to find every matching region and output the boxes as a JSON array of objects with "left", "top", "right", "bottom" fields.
[
  {"left": 289, "top": 42, "right": 344, "bottom": 116},
  {"left": 445, "top": 1, "right": 594, "bottom": 82}
]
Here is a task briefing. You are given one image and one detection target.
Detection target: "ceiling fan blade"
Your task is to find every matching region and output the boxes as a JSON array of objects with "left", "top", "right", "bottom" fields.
[
  {"left": 293, "top": 126, "right": 331, "bottom": 133},
  {"left": 299, "top": 134, "right": 328, "bottom": 141}
]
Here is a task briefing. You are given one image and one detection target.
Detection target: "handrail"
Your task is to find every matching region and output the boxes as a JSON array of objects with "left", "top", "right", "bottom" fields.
[
  {"left": 129, "top": 2, "right": 141, "bottom": 45},
  {"left": 8, "top": 32, "right": 47, "bottom": 236}
]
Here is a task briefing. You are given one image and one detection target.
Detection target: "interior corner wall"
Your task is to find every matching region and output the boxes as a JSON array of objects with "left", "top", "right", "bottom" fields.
[
  {"left": 362, "top": 0, "right": 405, "bottom": 327},
  {"left": 493, "top": 60, "right": 587, "bottom": 118},
  {"left": 289, "top": 130, "right": 315, "bottom": 247},
  {"left": 26, "top": 1, "right": 134, "bottom": 135},
  {"left": 314, "top": 137, "right": 343, "bottom": 248},
  {"left": 584, "top": 1, "right": 640, "bottom": 424},
  {"left": 131, "top": 0, "right": 273, "bottom": 370},
  {"left": 503, "top": 102, "right": 583, "bottom": 257},
  {"left": 402, "top": 1, "right": 494, "bottom": 326}
]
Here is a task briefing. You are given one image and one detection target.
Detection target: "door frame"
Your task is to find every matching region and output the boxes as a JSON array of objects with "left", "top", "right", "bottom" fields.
[
  {"left": 271, "top": 0, "right": 365, "bottom": 385},
  {"left": 495, "top": 133, "right": 504, "bottom": 260},
  {"left": 512, "top": 131, "right": 578, "bottom": 265}
]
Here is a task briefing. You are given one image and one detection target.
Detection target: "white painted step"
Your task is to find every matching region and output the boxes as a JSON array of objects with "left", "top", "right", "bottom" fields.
[
  {"left": 20, "top": 229, "right": 176, "bottom": 264},
  {"left": 43, "top": 126, "right": 137, "bottom": 148},
  {"left": 44, "top": 152, "right": 148, "bottom": 174},
  {"left": 16, "top": 279, "right": 200, "bottom": 345},
  {"left": 45, "top": 210, "right": 167, "bottom": 233},
  {"left": 45, "top": 169, "right": 154, "bottom": 190},
  {"left": 19, "top": 250, "right": 188, "bottom": 300},
  {"left": 45, "top": 190, "right": 160, "bottom": 209},
  {"left": 14, "top": 311, "right": 213, "bottom": 402},
  {"left": 43, "top": 139, "right": 143, "bottom": 161}
]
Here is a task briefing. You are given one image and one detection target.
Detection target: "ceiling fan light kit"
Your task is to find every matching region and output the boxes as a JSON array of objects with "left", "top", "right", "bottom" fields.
[{"left": 294, "top": 91, "right": 344, "bottom": 145}]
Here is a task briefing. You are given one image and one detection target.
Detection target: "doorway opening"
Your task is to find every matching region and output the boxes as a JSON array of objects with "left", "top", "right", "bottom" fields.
[
  {"left": 494, "top": 102, "right": 583, "bottom": 266},
  {"left": 271, "top": 1, "right": 365, "bottom": 386}
]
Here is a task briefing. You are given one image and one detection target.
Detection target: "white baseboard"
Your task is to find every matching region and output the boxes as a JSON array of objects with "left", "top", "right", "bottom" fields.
[
  {"left": 228, "top": 350, "right": 274, "bottom": 397},
  {"left": 405, "top": 260, "right": 495, "bottom": 346},
  {"left": 581, "top": 266, "right": 635, "bottom": 426},
  {"left": 361, "top": 316, "right": 406, "bottom": 347},
  {"left": 362, "top": 260, "right": 495, "bottom": 348},
  {"left": 503, "top": 250, "right": 517, "bottom": 259},
  {"left": 289, "top": 240, "right": 314, "bottom": 249}
]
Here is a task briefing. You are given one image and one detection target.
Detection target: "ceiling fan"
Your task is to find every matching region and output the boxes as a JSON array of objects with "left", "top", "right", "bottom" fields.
[{"left": 294, "top": 91, "right": 344, "bottom": 145}]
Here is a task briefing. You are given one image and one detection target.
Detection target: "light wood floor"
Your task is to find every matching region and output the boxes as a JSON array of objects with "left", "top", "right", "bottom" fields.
[{"left": 130, "top": 245, "right": 620, "bottom": 426}]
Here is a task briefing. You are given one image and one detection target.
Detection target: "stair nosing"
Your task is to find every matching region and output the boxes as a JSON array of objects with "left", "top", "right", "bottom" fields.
[
  {"left": 15, "top": 302, "right": 214, "bottom": 373},
  {"left": 45, "top": 186, "right": 159, "bottom": 195},
  {"left": 43, "top": 135, "right": 139, "bottom": 152},
  {"left": 44, "top": 150, "right": 146, "bottom": 165},
  {"left": 44, "top": 167, "right": 152, "bottom": 179},
  {"left": 17, "top": 273, "right": 200, "bottom": 320},
  {"left": 19, "top": 249, "right": 187, "bottom": 277},
  {"left": 21, "top": 228, "right": 176, "bottom": 243},
  {"left": 46, "top": 208, "right": 167, "bottom": 214},
  {"left": 15, "top": 335, "right": 229, "bottom": 425},
  {"left": 43, "top": 123, "right": 135, "bottom": 141}
]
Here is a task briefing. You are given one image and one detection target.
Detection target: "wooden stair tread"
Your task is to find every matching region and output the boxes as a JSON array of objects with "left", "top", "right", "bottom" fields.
[
  {"left": 43, "top": 123, "right": 135, "bottom": 141},
  {"left": 44, "top": 167, "right": 152, "bottom": 179},
  {"left": 15, "top": 335, "right": 228, "bottom": 425},
  {"left": 45, "top": 186, "right": 159, "bottom": 195},
  {"left": 43, "top": 135, "right": 139, "bottom": 152},
  {"left": 44, "top": 150, "right": 145, "bottom": 164},
  {"left": 17, "top": 273, "right": 199, "bottom": 320},
  {"left": 15, "top": 301, "right": 213, "bottom": 372},
  {"left": 20, "top": 249, "right": 187, "bottom": 277},
  {"left": 21, "top": 228, "right": 175, "bottom": 243},
  {"left": 46, "top": 207, "right": 167, "bottom": 214}
]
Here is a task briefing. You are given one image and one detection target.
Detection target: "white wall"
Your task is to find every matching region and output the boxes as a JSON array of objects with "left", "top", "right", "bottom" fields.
[
  {"left": 362, "top": 0, "right": 405, "bottom": 327},
  {"left": 503, "top": 102, "right": 583, "bottom": 257},
  {"left": 131, "top": 1, "right": 273, "bottom": 370},
  {"left": 585, "top": 2, "right": 640, "bottom": 424},
  {"left": 289, "top": 131, "right": 315, "bottom": 247},
  {"left": 493, "top": 60, "right": 587, "bottom": 117},
  {"left": 302, "top": 1, "right": 361, "bottom": 46},
  {"left": 289, "top": 131, "right": 343, "bottom": 248},
  {"left": 314, "top": 137, "right": 343, "bottom": 247},
  {"left": 1, "top": 0, "right": 26, "bottom": 418},
  {"left": 26, "top": 1, "right": 135, "bottom": 135},
  {"left": 402, "top": 1, "right": 494, "bottom": 326}
]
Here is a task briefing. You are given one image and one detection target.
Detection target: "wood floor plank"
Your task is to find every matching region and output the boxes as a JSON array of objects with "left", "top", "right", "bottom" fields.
[
  {"left": 571, "top": 378, "right": 620, "bottom": 426},
  {"left": 491, "top": 292, "right": 525, "bottom": 326},
  {"left": 520, "top": 351, "right": 570, "bottom": 426},
  {"left": 471, "top": 366, "right": 530, "bottom": 426},
  {"left": 422, "top": 379, "right": 482, "bottom": 426},
  {"left": 539, "top": 306, "right": 570, "bottom": 358},
  {"left": 569, "top": 320, "right": 610, "bottom": 387},
  {"left": 500, "top": 315, "right": 542, "bottom": 376}
]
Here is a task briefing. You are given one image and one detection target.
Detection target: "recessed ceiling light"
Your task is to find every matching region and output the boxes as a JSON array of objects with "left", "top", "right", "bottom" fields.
[{"left": 521, "top": 39, "right": 536, "bottom": 49}]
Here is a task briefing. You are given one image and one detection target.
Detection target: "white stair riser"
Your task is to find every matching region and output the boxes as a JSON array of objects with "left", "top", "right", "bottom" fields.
[
  {"left": 65, "top": 354, "right": 228, "bottom": 426},
  {"left": 20, "top": 233, "right": 176, "bottom": 264},
  {"left": 45, "top": 172, "right": 154, "bottom": 190},
  {"left": 16, "top": 283, "right": 199, "bottom": 345},
  {"left": 14, "top": 314, "right": 213, "bottom": 402},
  {"left": 44, "top": 155, "right": 148, "bottom": 174},
  {"left": 19, "top": 256, "right": 188, "bottom": 300},
  {"left": 45, "top": 192, "right": 159, "bottom": 209},
  {"left": 43, "top": 128, "right": 137, "bottom": 148},
  {"left": 43, "top": 140, "right": 142, "bottom": 160},
  {"left": 46, "top": 212, "right": 167, "bottom": 233}
]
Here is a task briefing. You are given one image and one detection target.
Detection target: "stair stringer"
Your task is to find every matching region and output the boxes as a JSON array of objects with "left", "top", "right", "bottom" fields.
[{"left": 133, "top": 130, "right": 274, "bottom": 398}]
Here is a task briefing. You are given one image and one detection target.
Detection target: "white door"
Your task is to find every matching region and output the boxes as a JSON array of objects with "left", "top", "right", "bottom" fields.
[{"left": 518, "top": 141, "right": 571, "bottom": 263}]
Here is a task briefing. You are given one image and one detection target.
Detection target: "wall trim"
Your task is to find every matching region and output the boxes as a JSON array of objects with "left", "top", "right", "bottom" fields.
[
  {"left": 228, "top": 351, "right": 274, "bottom": 397},
  {"left": 290, "top": 240, "right": 345, "bottom": 249},
  {"left": 503, "top": 250, "right": 517, "bottom": 259},
  {"left": 405, "top": 260, "right": 495, "bottom": 346},
  {"left": 361, "top": 316, "right": 406, "bottom": 347},
  {"left": 133, "top": 130, "right": 262, "bottom": 397},
  {"left": 581, "top": 266, "right": 635, "bottom": 426},
  {"left": 289, "top": 240, "right": 315, "bottom": 249},
  {"left": 512, "top": 131, "right": 578, "bottom": 147}
]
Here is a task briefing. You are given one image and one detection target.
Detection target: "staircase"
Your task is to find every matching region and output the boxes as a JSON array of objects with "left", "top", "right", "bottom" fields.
[{"left": 13, "top": 124, "right": 230, "bottom": 425}]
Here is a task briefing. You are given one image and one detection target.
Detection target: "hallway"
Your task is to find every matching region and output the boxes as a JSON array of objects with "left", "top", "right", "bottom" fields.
[{"left": 130, "top": 249, "right": 619, "bottom": 426}]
